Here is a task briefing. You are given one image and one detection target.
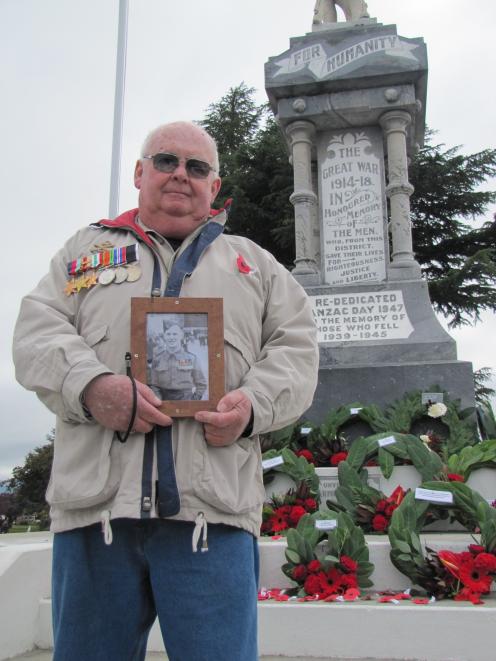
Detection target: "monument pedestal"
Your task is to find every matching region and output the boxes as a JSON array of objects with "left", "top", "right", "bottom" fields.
[
  {"left": 265, "top": 16, "right": 476, "bottom": 419},
  {"left": 305, "top": 278, "right": 475, "bottom": 421}
]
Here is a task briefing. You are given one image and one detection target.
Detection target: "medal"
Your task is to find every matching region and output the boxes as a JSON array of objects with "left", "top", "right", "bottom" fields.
[
  {"left": 114, "top": 266, "right": 128, "bottom": 284},
  {"left": 98, "top": 268, "right": 116, "bottom": 285},
  {"left": 125, "top": 263, "right": 142, "bottom": 282}
]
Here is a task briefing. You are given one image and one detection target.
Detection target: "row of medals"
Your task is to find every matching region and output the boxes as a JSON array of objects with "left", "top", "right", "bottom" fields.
[{"left": 65, "top": 262, "right": 142, "bottom": 295}]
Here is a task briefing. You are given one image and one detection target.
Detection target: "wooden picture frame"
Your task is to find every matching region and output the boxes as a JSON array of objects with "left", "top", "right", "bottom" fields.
[{"left": 131, "top": 297, "right": 225, "bottom": 417}]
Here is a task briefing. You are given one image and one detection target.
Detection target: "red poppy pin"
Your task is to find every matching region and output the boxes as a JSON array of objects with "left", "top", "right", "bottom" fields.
[{"left": 236, "top": 253, "right": 254, "bottom": 275}]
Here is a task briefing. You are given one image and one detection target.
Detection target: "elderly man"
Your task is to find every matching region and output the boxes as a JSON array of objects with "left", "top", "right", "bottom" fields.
[{"left": 13, "top": 121, "right": 319, "bottom": 661}]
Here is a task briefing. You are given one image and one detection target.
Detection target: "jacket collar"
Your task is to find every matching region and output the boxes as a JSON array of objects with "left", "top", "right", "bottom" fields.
[{"left": 93, "top": 199, "right": 232, "bottom": 248}]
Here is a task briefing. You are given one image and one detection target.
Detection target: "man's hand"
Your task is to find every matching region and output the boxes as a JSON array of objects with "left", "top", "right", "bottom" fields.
[
  {"left": 195, "top": 389, "right": 252, "bottom": 447},
  {"left": 83, "top": 374, "right": 172, "bottom": 433}
]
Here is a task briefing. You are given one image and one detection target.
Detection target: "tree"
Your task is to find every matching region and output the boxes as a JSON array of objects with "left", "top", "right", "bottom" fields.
[
  {"left": 200, "top": 81, "right": 266, "bottom": 178},
  {"left": 409, "top": 137, "right": 496, "bottom": 326},
  {"left": 3, "top": 429, "right": 54, "bottom": 529},
  {"left": 202, "top": 85, "right": 496, "bottom": 328}
]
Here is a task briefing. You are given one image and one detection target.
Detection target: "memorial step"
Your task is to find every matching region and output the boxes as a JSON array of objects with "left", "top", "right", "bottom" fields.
[{"left": 34, "top": 595, "right": 496, "bottom": 661}]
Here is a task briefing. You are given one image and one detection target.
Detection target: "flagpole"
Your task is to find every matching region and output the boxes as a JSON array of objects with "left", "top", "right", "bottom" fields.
[{"left": 108, "top": 0, "right": 129, "bottom": 219}]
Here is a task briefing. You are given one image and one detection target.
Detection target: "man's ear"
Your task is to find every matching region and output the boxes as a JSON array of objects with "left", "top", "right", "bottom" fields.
[
  {"left": 210, "top": 176, "right": 222, "bottom": 204},
  {"left": 134, "top": 160, "right": 143, "bottom": 189}
]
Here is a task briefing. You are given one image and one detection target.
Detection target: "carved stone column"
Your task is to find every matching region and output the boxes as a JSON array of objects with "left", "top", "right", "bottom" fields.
[
  {"left": 379, "top": 110, "right": 421, "bottom": 279},
  {"left": 286, "top": 120, "right": 319, "bottom": 279}
]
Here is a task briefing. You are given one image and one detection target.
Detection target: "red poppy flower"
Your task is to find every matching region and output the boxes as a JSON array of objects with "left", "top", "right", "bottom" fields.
[
  {"left": 372, "top": 514, "right": 388, "bottom": 532},
  {"left": 375, "top": 499, "right": 387, "bottom": 513},
  {"left": 292, "top": 564, "right": 307, "bottom": 581},
  {"left": 447, "top": 473, "right": 465, "bottom": 482},
  {"left": 330, "top": 451, "right": 348, "bottom": 466},
  {"left": 267, "top": 512, "right": 289, "bottom": 532},
  {"left": 305, "top": 498, "right": 318, "bottom": 511},
  {"left": 473, "top": 552, "right": 496, "bottom": 572},
  {"left": 454, "top": 587, "right": 484, "bottom": 604},
  {"left": 459, "top": 564, "right": 493, "bottom": 594},
  {"left": 343, "top": 587, "right": 360, "bottom": 601},
  {"left": 304, "top": 574, "right": 324, "bottom": 596},
  {"left": 325, "top": 568, "right": 345, "bottom": 594},
  {"left": 307, "top": 559, "right": 322, "bottom": 573},
  {"left": 340, "top": 573, "right": 358, "bottom": 589},
  {"left": 296, "top": 449, "right": 316, "bottom": 464},
  {"left": 289, "top": 505, "right": 307, "bottom": 525},
  {"left": 236, "top": 253, "right": 253, "bottom": 274},
  {"left": 468, "top": 544, "right": 485, "bottom": 555},
  {"left": 340, "top": 555, "right": 358, "bottom": 572}
]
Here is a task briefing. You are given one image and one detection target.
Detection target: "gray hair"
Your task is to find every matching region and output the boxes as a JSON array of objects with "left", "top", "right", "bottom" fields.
[{"left": 140, "top": 121, "right": 219, "bottom": 172}]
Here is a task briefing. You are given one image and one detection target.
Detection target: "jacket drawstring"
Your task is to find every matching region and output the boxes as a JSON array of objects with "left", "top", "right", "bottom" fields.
[
  {"left": 192, "top": 512, "right": 208, "bottom": 553},
  {"left": 101, "top": 510, "right": 113, "bottom": 545}
]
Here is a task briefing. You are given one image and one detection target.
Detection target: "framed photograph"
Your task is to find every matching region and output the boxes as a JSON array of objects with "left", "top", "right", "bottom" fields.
[{"left": 131, "top": 297, "right": 225, "bottom": 417}]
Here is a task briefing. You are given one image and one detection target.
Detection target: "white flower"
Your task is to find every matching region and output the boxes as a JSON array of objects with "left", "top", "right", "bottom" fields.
[
  {"left": 427, "top": 402, "right": 447, "bottom": 418},
  {"left": 419, "top": 435, "right": 433, "bottom": 452}
]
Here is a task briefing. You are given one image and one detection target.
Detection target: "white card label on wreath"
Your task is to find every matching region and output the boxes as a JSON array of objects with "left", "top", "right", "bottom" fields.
[
  {"left": 415, "top": 488, "right": 454, "bottom": 504},
  {"left": 262, "top": 456, "right": 284, "bottom": 470},
  {"left": 350, "top": 407, "right": 362, "bottom": 415},
  {"left": 421, "top": 392, "right": 444, "bottom": 405},
  {"left": 300, "top": 427, "right": 312, "bottom": 435},
  {"left": 378, "top": 436, "right": 396, "bottom": 447},
  {"left": 315, "top": 519, "right": 338, "bottom": 530}
]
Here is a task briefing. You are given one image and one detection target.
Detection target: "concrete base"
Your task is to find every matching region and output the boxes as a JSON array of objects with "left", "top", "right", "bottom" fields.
[{"left": 258, "top": 598, "right": 496, "bottom": 661}]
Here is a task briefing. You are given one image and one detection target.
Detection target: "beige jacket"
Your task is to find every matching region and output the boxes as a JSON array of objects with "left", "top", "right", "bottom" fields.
[{"left": 13, "top": 209, "right": 319, "bottom": 536}]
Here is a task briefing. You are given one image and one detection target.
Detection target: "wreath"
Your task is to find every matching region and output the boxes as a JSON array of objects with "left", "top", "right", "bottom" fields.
[
  {"left": 359, "top": 387, "right": 476, "bottom": 456},
  {"left": 261, "top": 448, "right": 320, "bottom": 536},
  {"left": 325, "top": 461, "right": 410, "bottom": 533},
  {"left": 280, "top": 510, "right": 374, "bottom": 600},
  {"left": 388, "top": 481, "right": 496, "bottom": 603},
  {"left": 345, "top": 432, "right": 443, "bottom": 481},
  {"left": 446, "top": 438, "right": 496, "bottom": 482}
]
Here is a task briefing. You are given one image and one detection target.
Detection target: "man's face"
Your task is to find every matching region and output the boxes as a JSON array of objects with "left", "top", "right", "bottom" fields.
[
  {"left": 164, "top": 325, "right": 184, "bottom": 352},
  {"left": 134, "top": 125, "right": 221, "bottom": 238}
]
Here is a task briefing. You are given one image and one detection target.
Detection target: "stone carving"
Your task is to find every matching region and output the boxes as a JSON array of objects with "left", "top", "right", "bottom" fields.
[{"left": 313, "top": 0, "right": 369, "bottom": 24}]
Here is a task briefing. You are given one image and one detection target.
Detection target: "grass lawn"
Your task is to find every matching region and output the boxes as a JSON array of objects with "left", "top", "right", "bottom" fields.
[{"left": 8, "top": 524, "right": 41, "bottom": 533}]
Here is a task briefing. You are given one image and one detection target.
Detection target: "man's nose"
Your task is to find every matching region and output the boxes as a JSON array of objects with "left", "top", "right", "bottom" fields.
[{"left": 171, "top": 162, "right": 189, "bottom": 181}]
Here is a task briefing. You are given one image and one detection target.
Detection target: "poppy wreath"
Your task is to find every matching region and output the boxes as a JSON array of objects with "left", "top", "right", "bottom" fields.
[
  {"left": 326, "top": 460, "right": 411, "bottom": 534},
  {"left": 344, "top": 432, "right": 443, "bottom": 482},
  {"left": 261, "top": 448, "right": 321, "bottom": 536},
  {"left": 388, "top": 481, "right": 496, "bottom": 603},
  {"left": 445, "top": 438, "right": 496, "bottom": 483},
  {"left": 295, "top": 403, "right": 368, "bottom": 467},
  {"left": 281, "top": 510, "right": 374, "bottom": 600},
  {"left": 358, "top": 388, "right": 476, "bottom": 457}
]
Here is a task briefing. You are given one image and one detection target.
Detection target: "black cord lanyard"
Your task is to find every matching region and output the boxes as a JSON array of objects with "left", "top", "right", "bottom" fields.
[{"left": 116, "top": 352, "right": 137, "bottom": 443}]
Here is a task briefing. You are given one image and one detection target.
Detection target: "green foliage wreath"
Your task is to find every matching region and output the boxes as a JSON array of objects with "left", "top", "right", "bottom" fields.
[
  {"left": 281, "top": 510, "right": 374, "bottom": 598},
  {"left": 388, "top": 482, "right": 496, "bottom": 597},
  {"left": 262, "top": 447, "right": 320, "bottom": 500},
  {"left": 345, "top": 432, "right": 443, "bottom": 481}
]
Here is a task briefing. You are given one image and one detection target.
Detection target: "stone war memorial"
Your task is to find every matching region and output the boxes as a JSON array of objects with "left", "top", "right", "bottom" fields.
[{"left": 265, "top": 0, "right": 476, "bottom": 420}]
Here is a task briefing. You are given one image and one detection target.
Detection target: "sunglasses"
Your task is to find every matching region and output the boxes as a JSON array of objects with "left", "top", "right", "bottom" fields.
[{"left": 142, "top": 152, "right": 216, "bottom": 179}]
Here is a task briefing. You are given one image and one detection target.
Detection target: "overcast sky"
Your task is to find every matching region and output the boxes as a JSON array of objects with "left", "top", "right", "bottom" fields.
[{"left": 1, "top": 0, "right": 495, "bottom": 480}]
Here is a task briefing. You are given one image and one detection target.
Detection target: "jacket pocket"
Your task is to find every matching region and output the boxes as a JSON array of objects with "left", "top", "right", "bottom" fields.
[
  {"left": 223, "top": 331, "right": 255, "bottom": 392},
  {"left": 192, "top": 438, "right": 265, "bottom": 515},
  {"left": 46, "top": 424, "right": 120, "bottom": 510}
]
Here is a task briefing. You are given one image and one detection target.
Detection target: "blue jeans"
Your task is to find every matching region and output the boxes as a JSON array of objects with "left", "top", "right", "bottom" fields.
[{"left": 52, "top": 519, "right": 259, "bottom": 661}]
